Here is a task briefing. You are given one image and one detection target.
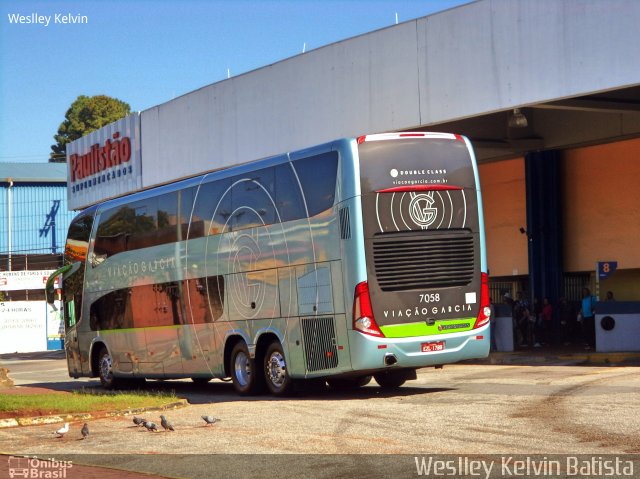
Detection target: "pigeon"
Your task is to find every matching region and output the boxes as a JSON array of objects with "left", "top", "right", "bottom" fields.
[
  {"left": 143, "top": 421, "right": 158, "bottom": 432},
  {"left": 160, "top": 415, "right": 174, "bottom": 432},
  {"left": 55, "top": 423, "right": 69, "bottom": 438},
  {"left": 81, "top": 423, "right": 89, "bottom": 439},
  {"left": 132, "top": 416, "right": 146, "bottom": 427},
  {"left": 201, "top": 415, "right": 221, "bottom": 426}
]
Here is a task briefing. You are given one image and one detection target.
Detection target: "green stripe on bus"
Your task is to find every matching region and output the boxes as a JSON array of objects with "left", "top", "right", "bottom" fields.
[{"left": 379, "top": 319, "right": 475, "bottom": 338}]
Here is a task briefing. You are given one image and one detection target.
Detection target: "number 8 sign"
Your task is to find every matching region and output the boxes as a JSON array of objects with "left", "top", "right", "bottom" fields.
[{"left": 597, "top": 261, "right": 618, "bottom": 280}]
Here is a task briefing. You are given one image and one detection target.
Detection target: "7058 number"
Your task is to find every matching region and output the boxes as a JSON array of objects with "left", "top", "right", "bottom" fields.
[{"left": 419, "top": 293, "right": 440, "bottom": 303}]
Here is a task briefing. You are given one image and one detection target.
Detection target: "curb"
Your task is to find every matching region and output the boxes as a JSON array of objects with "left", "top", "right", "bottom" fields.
[
  {"left": 465, "top": 351, "right": 640, "bottom": 366},
  {"left": 0, "top": 399, "right": 188, "bottom": 429},
  {"left": 557, "top": 352, "right": 640, "bottom": 365}
]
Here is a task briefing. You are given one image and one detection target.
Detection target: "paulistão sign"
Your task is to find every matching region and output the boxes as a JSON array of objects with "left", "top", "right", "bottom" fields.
[{"left": 66, "top": 113, "right": 142, "bottom": 210}]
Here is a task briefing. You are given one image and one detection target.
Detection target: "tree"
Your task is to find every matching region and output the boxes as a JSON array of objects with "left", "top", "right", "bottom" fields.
[{"left": 50, "top": 95, "right": 131, "bottom": 162}]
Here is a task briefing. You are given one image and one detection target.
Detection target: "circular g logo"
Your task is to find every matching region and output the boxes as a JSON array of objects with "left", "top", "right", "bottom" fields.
[{"left": 409, "top": 194, "right": 437, "bottom": 229}]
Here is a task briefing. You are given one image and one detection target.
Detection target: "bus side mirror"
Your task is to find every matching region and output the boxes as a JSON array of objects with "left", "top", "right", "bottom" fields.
[
  {"left": 45, "top": 265, "right": 72, "bottom": 305},
  {"left": 45, "top": 281, "right": 57, "bottom": 306}
]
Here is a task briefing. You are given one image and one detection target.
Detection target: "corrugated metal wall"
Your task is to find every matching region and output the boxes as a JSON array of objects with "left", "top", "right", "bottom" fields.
[{"left": 0, "top": 183, "right": 75, "bottom": 260}]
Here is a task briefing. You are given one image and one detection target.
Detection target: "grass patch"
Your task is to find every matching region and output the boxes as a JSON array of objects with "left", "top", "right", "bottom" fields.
[{"left": 0, "top": 388, "right": 180, "bottom": 418}]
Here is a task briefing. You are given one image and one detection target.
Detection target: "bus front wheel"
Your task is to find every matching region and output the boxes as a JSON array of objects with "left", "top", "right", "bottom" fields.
[
  {"left": 229, "top": 342, "right": 263, "bottom": 395},
  {"left": 98, "top": 347, "right": 118, "bottom": 389},
  {"left": 263, "top": 341, "right": 293, "bottom": 396}
]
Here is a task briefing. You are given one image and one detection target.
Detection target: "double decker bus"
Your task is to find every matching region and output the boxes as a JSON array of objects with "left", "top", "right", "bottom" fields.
[{"left": 50, "top": 132, "right": 489, "bottom": 396}]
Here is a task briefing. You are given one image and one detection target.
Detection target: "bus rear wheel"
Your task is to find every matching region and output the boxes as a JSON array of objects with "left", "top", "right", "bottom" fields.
[
  {"left": 373, "top": 371, "right": 407, "bottom": 389},
  {"left": 229, "top": 342, "right": 263, "bottom": 395},
  {"left": 263, "top": 341, "right": 293, "bottom": 396}
]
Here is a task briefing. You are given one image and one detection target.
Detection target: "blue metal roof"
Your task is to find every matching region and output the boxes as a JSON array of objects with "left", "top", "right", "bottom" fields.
[
  {"left": 0, "top": 162, "right": 67, "bottom": 183},
  {"left": 1, "top": 164, "right": 74, "bottom": 256}
]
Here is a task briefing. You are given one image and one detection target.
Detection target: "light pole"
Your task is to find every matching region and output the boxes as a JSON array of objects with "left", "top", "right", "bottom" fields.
[{"left": 7, "top": 177, "right": 13, "bottom": 271}]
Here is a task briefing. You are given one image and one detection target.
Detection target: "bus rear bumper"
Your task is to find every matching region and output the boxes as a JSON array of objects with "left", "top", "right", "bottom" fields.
[{"left": 348, "top": 324, "right": 490, "bottom": 372}]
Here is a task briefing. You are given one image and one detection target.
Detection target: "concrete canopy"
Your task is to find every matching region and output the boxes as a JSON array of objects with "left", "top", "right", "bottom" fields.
[{"left": 139, "top": 0, "right": 640, "bottom": 189}]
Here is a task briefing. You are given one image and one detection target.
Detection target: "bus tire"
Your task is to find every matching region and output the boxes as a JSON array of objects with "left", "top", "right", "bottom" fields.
[
  {"left": 97, "top": 347, "right": 119, "bottom": 389},
  {"left": 373, "top": 371, "right": 407, "bottom": 389},
  {"left": 263, "top": 341, "right": 293, "bottom": 396},
  {"left": 229, "top": 342, "right": 262, "bottom": 395},
  {"left": 327, "top": 375, "right": 372, "bottom": 391}
]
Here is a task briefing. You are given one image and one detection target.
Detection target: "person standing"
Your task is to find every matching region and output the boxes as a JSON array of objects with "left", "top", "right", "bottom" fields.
[
  {"left": 532, "top": 297, "right": 543, "bottom": 347},
  {"left": 581, "top": 287, "right": 598, "bottom": 350},
  {"left": 513, "top": 291, "right": 531, "bottom": 348},
  {"left": 557, "top": 297, "right": 574, "bottom": 346},
  {"left": 504, "top": 292, "right": 517, "bottom": 346},
  {"left": 489, "top": 297, "right": 497, "bottom": 352},
  {"left": 541, "top": 297, "right": 553, "bottom": 346}
]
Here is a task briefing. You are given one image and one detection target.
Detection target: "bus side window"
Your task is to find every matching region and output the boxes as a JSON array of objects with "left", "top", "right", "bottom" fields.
[
  {"left": 156, "top": 189, "right": 196, "bottom": 243},
  {"left": 191, "top": 178, "right": 232, "bottom": 238},
  {"left": 177, "top": 188, "right": 195, "bottom": 240},
  {"left": 275, "top": 163, "right": 305, "bottom": 222},
  {"left": 157, "top": 192, "right": 179, "bottom": 244},
  {"left": 129, "top": 200, "right": 158, "bottom": 250},
  {"left": 205, "top": 275, "right": 225, "bottom": 321},
  {"left": 232, "top": 167, "right": 276, "bottom": 231},
  {"left": 291, "top": 152, "right": 339, "bottom": 217},
  {"left": 94, "top": 205, "right": 130, "bottom": 261}
]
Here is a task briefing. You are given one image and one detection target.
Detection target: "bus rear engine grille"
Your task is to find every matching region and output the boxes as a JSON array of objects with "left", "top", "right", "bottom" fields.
[
  {"left": 373, "top": 235, "right": 475, "bottom": 291},
  {"left": 301, "top": 316, "right": 339, "bottom": 372}
]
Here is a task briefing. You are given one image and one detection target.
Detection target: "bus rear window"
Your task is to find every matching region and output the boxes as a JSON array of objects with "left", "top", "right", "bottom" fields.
[{"left": 358, "top": 138, "right": 474, "bottom": 193}]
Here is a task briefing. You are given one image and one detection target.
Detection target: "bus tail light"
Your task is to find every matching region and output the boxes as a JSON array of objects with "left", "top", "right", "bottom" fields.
[
  {"left": 353, "top": 281, "right": 384, "bottom": 337},
  {"left": 473, "top": 272, "right": 491, "bottom": 329}
]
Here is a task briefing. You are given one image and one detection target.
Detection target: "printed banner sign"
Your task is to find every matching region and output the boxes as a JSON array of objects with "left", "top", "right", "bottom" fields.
[
  {"left": 0, "top": 301, "right": 48, "bottom": 353},
  {"left": 0, "top": 270, "right": 58, "bottom": 291}
]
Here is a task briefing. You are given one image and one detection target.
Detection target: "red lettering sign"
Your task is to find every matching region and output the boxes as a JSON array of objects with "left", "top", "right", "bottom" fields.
[{"left": 70, "top": 132, "right": 132, "bottom": 182}]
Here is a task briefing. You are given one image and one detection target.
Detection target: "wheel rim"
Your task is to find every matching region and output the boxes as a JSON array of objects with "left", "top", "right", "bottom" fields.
[
  {"left": 266, "top": 351, "right": 287, "bottom": 388},
  {"left": 234, "top": 351, "right": 251, "bottom": 387},
  {"left": 100, "top": 353, "right": 113, "bottom": 383}
]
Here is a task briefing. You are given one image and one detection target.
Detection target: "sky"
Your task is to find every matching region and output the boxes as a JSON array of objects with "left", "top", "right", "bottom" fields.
[{"left": 0, "top": 0, "right": 471, "bottom": 163}]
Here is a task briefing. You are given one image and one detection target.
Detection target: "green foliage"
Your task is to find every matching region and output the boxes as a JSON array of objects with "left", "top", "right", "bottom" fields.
[
  {"left": 0, "top": 388, "right": 179, "bottom": 417},
  {"left": 50, "top": 95, "right": 131, "bottom": 162}
]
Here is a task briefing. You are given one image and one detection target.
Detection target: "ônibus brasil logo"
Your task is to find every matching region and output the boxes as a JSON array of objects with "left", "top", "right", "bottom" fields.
[{"left": 7, "top": 456, "right": 72, "bottom": 478}]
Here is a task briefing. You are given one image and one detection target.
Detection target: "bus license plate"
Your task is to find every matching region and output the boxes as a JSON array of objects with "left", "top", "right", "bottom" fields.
[{"left": 422, "top": 341, "right": 445, "bottom": 352}]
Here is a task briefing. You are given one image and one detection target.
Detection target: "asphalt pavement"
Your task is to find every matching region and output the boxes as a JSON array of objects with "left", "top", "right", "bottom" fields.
[{"left": 1, "top": 351, "right": 639, "bottom": 479}]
